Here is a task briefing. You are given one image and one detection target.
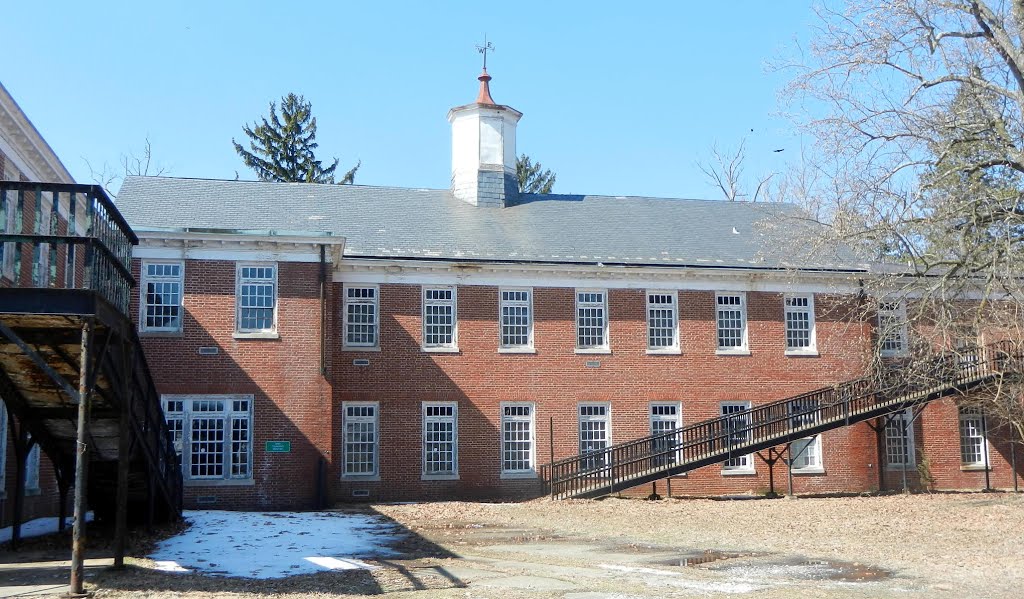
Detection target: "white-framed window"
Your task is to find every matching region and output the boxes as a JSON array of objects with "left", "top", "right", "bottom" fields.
[
  {"left": 0, "top": 168, "right": 18, "bottom": 281},
  {"left": 716, "top": 293, "right": 748, "bottom": 353},
  {"left": 788, "top": 399, "right": 822, "bottom": 471},
  {"left": 579, "top": 403, "right": 611, "bottom": 471},
  {"left": 959, "top": 407, "right": 988, "bottom": 467},
  {"left": 25, "top": 438, "right": 40, "bottom": 493},
  {"left": 342, "top": 402, "right": 379, "bottom": 477},
  {"left": 34, "top": 192, "right": 54, "bottom": 288},
  {"left": 721, "top": 401, "right": 753, "bottom": 472},
  {"left": 236, "top": 263, "right": 277, "bottom": 334},
  {"left": 0, "top": 401, "right": 6, "bottom": 495},
  {"left": 343, "top": 285, "right": 379, "bottom": 349},
  {"left": 646, "top": 291, "right": 679, "bottom": 353},
  {"left": 650, "top": 402, "right": 682, "bottom": 467},
  {"left": 878, "top": 301, "right": 908, "bottom": 357},
  {"left": 784, "top": 294, "right": 816, "bottom": 354},
  {"left": 422, "top": 402, "right": 458, "bottom": 478},
  {"left": 884, "top": 408, "right": 915, "bottom": 468},
  {"left": 575, "top": 289, "right": 609, "bottom": 351},
  {"left": 422, "top": 286, "right": 457, "bottom": 350},
  {"left": 161, "top": 395, "right": 253, "bottom": 481},
  {"left": 501, "top": 402, "right": 535, "bottom": 477},
  {"left": 499, "top": 287, "right": 533, "bottom": 351},
  {"left": 140, "top": 261, "right": 184, "bottom": 333}
]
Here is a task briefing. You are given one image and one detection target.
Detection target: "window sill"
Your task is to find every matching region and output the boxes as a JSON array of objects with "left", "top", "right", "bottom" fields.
[
  {"left": 342, "top": 345, "right": 381, "bottom": 353},
  {"left": 880, "top": 351, "right": 909, "bottom": 359},
  {"left": 499, "top": 347, "right": 537, "bottom": 354},
  {"left": 575, "top": 348, "right": 611, "bottom": 355},
  {"left": 721, "top": 468, "right": 756, "bottom": 476},
  {"left": 885, "top": 465, "right": 915, "bottom": 471},
  {"left": 139, "top": 330, "right": 184, "bottom": 338},
  {"left": 233, "top": 331, "right": 280, "bottom": 340},
  {"left": 791, "top": 467, "right": 826, "bottom": 475},
  {"left": 960, "top": 464, "right": 991, "bottom": 472},
  {"left": 500, "top": 471, "right": 538, "bottom": 480},
  {"left": 421, "top": 474, "right": 460, "bottom": 481},
  {"left": 422, "top": 346, "right": 460, "bottom": 354},
  {"left": 646, "top": 348, "right": 681, "bottom": 355},
  {"left": 716, "top": 349, "right": 751, "bottom": 357},
  {"left": 785, "top": 349, "right": 819, "bottom": 357},
  {"left": 184, "top": 478, "right": 256, "bottom": 487},
  {"left": 342, "top": 474, "right": 381, "bottom": 482},
  {"left": 25, "top": 488, "right": 41, "bottom": 497}
]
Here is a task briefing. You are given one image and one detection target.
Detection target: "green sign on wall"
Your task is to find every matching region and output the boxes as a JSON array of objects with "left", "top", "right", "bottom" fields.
[{"left": 265, "top": 440, "right": 291, "bottom": 453}]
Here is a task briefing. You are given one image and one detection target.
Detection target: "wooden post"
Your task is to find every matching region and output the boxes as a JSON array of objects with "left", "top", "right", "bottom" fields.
[
  {"left": 114, "top": 341, "right": 133, "bottom": 568},
  {"left": 69, "top": 318, "right": 93, "bottom": 597},
  {"left": 10, "top": 425, "right": 29, "bottom": 550}
]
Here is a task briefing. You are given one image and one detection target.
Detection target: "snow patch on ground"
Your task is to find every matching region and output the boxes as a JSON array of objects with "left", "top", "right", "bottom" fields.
[
  {"left": 0, "top": 513, "right": 93, "bottom": 543},
  {"left": 149, "top": 510, "right": 401, "bottom": 579},
  {"left": 598, "top": 564, "right": 759, "bottom": 594}
]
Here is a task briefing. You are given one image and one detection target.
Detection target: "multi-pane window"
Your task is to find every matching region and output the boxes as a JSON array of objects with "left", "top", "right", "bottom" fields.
[
  {"left": 884, "top": 409, "right": 914, "bottom": 467},
  {"left": 959, "top": 407, "right": 987, "bottom": 467},
  {"left": 501, "top": 403, "right": 535, "bottom": 476},
  {"left": 161, "top": 395, "right": 252, "bottom": 481},
  {"left": 650, "top": 403, "right": 682, "bottom": 467},
  {"left": 25, "top": 436, "right": 40, "bottom": 493},
  {"left": 422, "top": 286, "right": 457, "bottom": 349},
  {"left": 343, "top": 402, "right": 379, "bottom": 476},
  {"left": 647, "top": 291, "right": 679, "bottom": 351},
  {"left": 716, "top": 293, "right": 747, "bottom": 352},
  {"left": 576, "top": 290, "right": 608, "bottom": 350},
  {"left": 0, "top": 401, "right": 6, "bottom": 493},
  {"left": 0, "top": 176, "right": 16, "bottom": 280},
  {"left": 788, "top": 398, "right": 822, "bottom": 470},
  {"left": 423, "top": 403, "right": 458, "bottom": 477},
  {"left": 499, "top": 288, "right": 533, "bottom": 349},
  {"left": 579, "top": 404, "right": 611, "bottom": 471},
  {"left": 784, "top": 294, "right": 816, "bottom": 353},
  {"left": 344, "top": 285, "right": 379, "bottom": 348},
  {"left": 237, "top": 264, "right": 277, "bottom": 333},
  {"left": 878, "top": 301, "right": 908, "bottom": 356},
  {"left": 141, "top": 261, "right": 184, "bottom": 332},
  {"left": 721, "top": 402, "right": 752, "bottom": 470}
]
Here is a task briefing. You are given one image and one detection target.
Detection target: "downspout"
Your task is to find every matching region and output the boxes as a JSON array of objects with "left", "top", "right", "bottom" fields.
[{"left": 319, "top": 245, "right": 327, "bottom": 376}]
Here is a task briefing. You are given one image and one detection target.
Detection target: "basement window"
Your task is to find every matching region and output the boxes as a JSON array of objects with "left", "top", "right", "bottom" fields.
[{"left": 162, "top": 395, "right": 253, "bottom": 482}]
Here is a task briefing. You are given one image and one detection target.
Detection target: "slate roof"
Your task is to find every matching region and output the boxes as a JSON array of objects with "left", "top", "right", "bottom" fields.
[{"left": 115, "top": 176, "right": 868, "bottom": 272}]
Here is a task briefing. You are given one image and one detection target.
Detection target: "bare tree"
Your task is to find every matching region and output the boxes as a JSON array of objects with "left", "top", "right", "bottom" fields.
[
  {"left": 778, "top": 0, "right": 1024, "bottom": 442},
  {"left": 696, "top": 138, "right": 775, "bottom": 202},
  {"left": 85, "top": 138, "right": 167, "bottom": 197}
]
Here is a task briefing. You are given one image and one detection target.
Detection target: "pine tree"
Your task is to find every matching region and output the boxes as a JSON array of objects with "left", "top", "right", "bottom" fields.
[
  {"left": 516, "top": 154, "right": 556, "bottom": 194},
  {"left": 232, "top": 93, "right": 359, "bottom": 184}
]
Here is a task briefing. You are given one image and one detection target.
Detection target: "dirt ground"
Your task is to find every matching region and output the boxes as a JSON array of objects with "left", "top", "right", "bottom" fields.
[{"left": 13, "top": 492, "right": 1023, "bottom": 598}]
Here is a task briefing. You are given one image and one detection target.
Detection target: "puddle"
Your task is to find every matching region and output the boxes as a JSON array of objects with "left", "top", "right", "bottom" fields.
[
  {"left": 710, "top": 556, "right": 891, "bottom": 582},
  {"left": 654, "top": 550, "right": 762, "bottom": 567}
]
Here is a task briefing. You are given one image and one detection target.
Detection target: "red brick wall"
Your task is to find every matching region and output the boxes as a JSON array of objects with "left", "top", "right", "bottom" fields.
[{"left": 134, "top": 258, "right": 332, "bottom": 510}]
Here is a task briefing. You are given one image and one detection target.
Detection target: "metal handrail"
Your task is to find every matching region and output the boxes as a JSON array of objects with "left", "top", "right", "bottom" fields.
[{"left": 542, "top": 342, "right": 1017, "bottom": 498}]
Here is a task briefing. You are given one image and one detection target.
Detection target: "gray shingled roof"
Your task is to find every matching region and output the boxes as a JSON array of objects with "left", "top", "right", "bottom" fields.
[{"left": 115, "top": 176, "right": 867, "bottom": 271}]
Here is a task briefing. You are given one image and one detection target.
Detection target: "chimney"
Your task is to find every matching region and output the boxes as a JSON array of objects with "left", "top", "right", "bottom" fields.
[{"left": 447, "top": 69, "right": 522, "bottom": 207}]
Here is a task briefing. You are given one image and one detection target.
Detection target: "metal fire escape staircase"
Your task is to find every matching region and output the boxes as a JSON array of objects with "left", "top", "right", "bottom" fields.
[
  {"left": 542, "top": 342, "right": 1018, "bottom": 499},
  {"left": 0, "top": 181, "right": 182, "bottom": 543}
]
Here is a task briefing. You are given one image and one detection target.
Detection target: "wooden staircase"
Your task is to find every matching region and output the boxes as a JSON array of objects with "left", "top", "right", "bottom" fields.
[
  {"left": 0, "top": 181, "right": 181, "bottom": 544},
  {"left": 541, "top": 342, "right": 1018, "bottom": 499}
]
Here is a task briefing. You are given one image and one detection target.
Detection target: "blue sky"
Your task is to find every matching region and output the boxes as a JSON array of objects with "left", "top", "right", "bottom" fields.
[{"left": 3, "top": 1, "right": 817, "bottom": 199}]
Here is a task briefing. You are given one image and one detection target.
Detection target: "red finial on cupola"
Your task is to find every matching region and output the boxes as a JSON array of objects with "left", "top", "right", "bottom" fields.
[
  {"left": 475, "top": 35, "right": 497, "bottom": 105},
  {"left": 476, "top": 69, "right": 496, "bottom": 105}
]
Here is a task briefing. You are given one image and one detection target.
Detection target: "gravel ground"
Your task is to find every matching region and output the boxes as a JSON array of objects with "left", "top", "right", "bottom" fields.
[{"left": 81, "top": 492, "right": 1024, "bottom": 598}]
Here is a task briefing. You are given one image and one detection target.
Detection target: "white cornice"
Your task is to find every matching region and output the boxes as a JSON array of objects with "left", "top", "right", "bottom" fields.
[
  {"left": 333, "top": 258, "right": 865, "bottom": 294},
  {"left": 134, "top": 232, "right": 345, "bottom": 263},
  {"left": 0, "top": 82, "right": 74, "bottom": 183}
]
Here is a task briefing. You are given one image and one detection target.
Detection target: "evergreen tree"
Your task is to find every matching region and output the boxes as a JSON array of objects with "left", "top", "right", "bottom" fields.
[
  {"left": 516, "top": 154, "right": 556, "bottom": 194},
  {"left": 233, "top": 93, "right": 359, "bottom": 184}
]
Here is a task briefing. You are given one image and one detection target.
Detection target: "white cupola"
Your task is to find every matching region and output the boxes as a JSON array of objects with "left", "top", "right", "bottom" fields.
[{"left": 447, "top": 69, "right": 522, "bottom": 207}]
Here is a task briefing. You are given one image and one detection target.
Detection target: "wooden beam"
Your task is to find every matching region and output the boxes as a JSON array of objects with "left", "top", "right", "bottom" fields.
[
  {"left": 69, "top": 319, "right": 93, "bottom": 596},
  {"left": 0, "top": 321, "right": 79, "bottom": 402}
]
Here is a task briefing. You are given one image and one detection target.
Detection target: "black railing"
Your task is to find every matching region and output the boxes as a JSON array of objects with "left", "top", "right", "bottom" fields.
[
  {"left": 0, "top": 181, "right": 137, "bottom": 314},
  {"left": 542, "top": 342, "right": 1017, "bottom": 499}
]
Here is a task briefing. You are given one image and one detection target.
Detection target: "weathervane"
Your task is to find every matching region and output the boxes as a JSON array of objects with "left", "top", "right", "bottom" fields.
[{"left": 476, "top": 35, "right": 494, "bottom": 70}]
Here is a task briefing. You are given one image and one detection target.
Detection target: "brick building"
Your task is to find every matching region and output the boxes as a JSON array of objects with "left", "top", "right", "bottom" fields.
[
  {"left": 104, "top": 69, "right": 1021, "bottom": 509},
  {"left": 0, "top": 81, "right": 76, "bottom": 526}
]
